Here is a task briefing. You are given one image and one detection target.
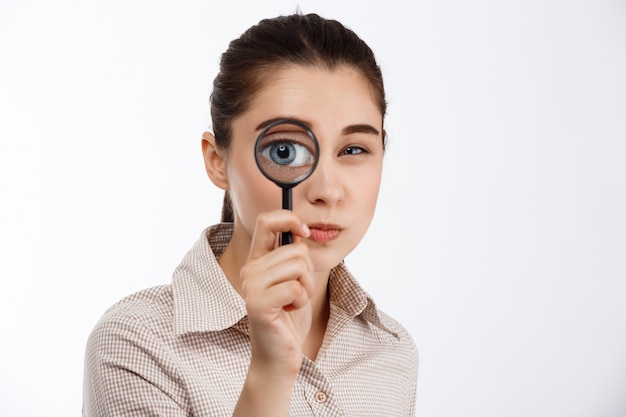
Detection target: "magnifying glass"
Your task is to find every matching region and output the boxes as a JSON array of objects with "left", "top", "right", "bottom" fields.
[{"left": 254, "top": 119, "right": 320, "bottom": 245}]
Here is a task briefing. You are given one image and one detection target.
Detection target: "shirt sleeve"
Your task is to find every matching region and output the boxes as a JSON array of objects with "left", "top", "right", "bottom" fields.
[
  {"left": 83, "top": 310, "right": 189, "bottom": 417},
  {"left": 399, "top": 328, "right": 419, "bottom": 417},
  {"left": 403, "top": 333, "right": 419, "bottom": 417}
]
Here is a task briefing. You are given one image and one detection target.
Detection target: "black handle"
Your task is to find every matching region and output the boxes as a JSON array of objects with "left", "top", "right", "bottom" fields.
[
  {"left": 280, "top": 231, "right": 293, "bottom": 245},
  {"left": 280, "top": 187, "right": 293, "bottom": 246}
]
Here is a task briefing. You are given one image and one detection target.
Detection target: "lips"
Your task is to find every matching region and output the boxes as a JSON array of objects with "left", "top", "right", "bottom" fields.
[{"left": 308, "top": 224, "right": 342, "bottom": 243}]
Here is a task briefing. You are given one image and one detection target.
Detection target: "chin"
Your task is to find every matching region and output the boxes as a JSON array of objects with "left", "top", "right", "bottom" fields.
[{"left": 308, "top": 246, "right": 350, "bottom": 274}]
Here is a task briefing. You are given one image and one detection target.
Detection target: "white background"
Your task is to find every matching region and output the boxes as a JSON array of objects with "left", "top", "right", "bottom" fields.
[{"left": 1, "top": 0, "right": 625, "bottom": 416}]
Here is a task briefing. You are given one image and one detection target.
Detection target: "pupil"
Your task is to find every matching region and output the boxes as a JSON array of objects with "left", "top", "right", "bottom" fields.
[
  {"left": 270, "top": 142, "right": 296, "bottom": 165},
  {"left": 277, "top": 145, "right": 290, "bottom": 159}
]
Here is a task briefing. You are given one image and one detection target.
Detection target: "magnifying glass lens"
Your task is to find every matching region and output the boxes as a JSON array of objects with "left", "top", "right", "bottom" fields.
[{"left": 255, "top": 122, "right": 319, "bottom": 186}]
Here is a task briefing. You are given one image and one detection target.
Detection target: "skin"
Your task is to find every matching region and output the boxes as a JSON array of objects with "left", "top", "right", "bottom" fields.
[{"left": 201, "top": 65, "right": 384, "bottom": 416}]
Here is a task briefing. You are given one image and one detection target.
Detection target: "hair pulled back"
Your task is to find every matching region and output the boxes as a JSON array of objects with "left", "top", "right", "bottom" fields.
[{"left": 211, "top": 13, "right": 386, "bottom": 222}]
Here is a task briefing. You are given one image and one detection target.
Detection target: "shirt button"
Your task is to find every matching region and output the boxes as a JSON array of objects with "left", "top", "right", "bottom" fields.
[{"left": 314, "top": 391, "right": 328, "bottom": 403}]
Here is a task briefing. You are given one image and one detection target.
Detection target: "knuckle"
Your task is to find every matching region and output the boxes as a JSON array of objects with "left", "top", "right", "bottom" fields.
[
  {"left": 256, "top": 212, "right": 273, "bottom": 229},
  {"left": 293, "top": 242, "right": 309, "bottom": 257},
  {"left": 239, "top": 263, "right": 253, "bottom": 282},
  {"left": 240, "top": 279, "right": 251, "bottom": 297},
  {"left": 296, "top": 258, "right": 309, "bottom": 272},
  {"left": 290, "top": 280, "right": 305, "bottom": 296}
]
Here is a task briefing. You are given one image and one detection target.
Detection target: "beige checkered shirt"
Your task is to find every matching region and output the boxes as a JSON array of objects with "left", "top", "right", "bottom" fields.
[{"left": 83, "top": 223, "right": 418, "bottom": 416}]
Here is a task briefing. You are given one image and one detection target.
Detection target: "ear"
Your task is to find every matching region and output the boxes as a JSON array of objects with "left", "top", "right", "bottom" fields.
[{"left": 201, "top": 131, "right": 229, "bottom": 190}]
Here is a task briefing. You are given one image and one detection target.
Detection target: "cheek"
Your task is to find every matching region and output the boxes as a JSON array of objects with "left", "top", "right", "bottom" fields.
[
  {"left": 228, "top": 161, "right": 282, "bottom": 221},
  {"left": 355, "top": 163, "right": 383, "bottom": 205}
]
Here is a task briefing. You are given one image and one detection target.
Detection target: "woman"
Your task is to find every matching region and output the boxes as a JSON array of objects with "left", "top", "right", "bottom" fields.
[{"left": 84, "top": 12, "right": 418, "bottom": 417}]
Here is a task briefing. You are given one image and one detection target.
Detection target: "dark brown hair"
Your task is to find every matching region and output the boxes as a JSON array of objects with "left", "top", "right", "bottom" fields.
[{"left": 210, "top": 13, "right": 387, "bottom": 222}]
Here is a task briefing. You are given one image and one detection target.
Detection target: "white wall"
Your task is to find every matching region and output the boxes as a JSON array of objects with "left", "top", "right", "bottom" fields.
[{"left": 1, "top": 1, "right": 625, "bottom": 416}]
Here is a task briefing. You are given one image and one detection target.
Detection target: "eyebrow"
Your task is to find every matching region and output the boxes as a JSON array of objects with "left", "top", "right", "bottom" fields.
[
  {"left": 255, "top": 118, "right": 380, "bottom": 136},
  {"left": 341, "top": 124, "right": 380, "bottom": 136}
]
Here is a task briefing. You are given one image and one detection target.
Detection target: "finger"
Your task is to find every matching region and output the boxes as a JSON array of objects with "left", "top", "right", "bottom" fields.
[
  {"left": 246, "top": 279, "right": 311, "bottom": 317},
  {"left": 248, "top": 211, "right": 310, "bottom": 260},
  {"left": 241, "top": 244, "right": 313, "bottom": 294}
]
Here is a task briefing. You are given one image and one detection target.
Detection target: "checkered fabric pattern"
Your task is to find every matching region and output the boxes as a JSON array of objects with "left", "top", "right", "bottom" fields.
[{"left": 83, "top": 223, "right": 418, "bottom": 416}]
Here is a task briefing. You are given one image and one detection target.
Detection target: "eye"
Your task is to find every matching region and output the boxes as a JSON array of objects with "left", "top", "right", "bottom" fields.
[
  {"left": 261, "top": 139, "right": 315, "bottom": 167},
  {"left": 340, "top": 146, "right": 367, "bottom": 156}
]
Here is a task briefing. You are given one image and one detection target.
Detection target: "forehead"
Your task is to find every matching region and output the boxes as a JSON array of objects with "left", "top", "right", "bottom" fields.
[{"left": 243, "top": 65, "right": 383, "bottom": 129}]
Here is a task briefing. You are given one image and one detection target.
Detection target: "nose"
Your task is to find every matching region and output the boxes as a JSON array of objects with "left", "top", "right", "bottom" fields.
[{"left": 303, "top": 156, "right": 344, "bottom": 206}]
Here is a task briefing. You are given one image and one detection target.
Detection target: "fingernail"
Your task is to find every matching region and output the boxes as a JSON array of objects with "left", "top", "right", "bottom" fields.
[{"left": 302, "top": 223, "right": 310, "bottom": 236}]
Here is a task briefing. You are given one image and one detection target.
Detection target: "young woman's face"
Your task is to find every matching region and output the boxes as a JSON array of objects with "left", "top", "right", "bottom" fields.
[{"left": 225, "top": 65, "right": 384, "bottom": 272}]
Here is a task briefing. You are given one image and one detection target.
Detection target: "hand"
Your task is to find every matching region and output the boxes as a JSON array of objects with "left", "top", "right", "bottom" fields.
[{"left": 240, "top": 210, "right": 314, "bottom": 379}]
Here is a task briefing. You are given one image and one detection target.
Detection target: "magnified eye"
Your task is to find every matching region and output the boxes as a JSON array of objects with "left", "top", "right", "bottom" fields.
[
  {"left": 255, "top": 123, "right": 319, "bottom": 186},
  {"left": 261, "top": 139, "right": 314, "bottom": 167}
]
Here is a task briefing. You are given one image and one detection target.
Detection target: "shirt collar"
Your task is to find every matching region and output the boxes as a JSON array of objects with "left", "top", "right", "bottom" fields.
[
  {"left": 172, "top": 224, "right": 246, "bottom": 335},
  {"left": 328, "top": 262, "right": 398, "bottom": 338},
  {"left": 172, "top": 223, "right": 397, "bottom": 338}
]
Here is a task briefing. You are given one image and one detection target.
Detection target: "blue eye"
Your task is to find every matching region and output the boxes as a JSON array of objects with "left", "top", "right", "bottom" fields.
[
  {"left": 261, "top": 140, "right": 314, "bottom": 167},
  {"left": 268, "top": 142, "right": 296, "bottom": 165}
]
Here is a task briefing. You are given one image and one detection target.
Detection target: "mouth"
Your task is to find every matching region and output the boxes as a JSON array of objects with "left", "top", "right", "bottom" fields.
[{"left": 307, "top": 223, "right": 342, "bottom": 243}]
